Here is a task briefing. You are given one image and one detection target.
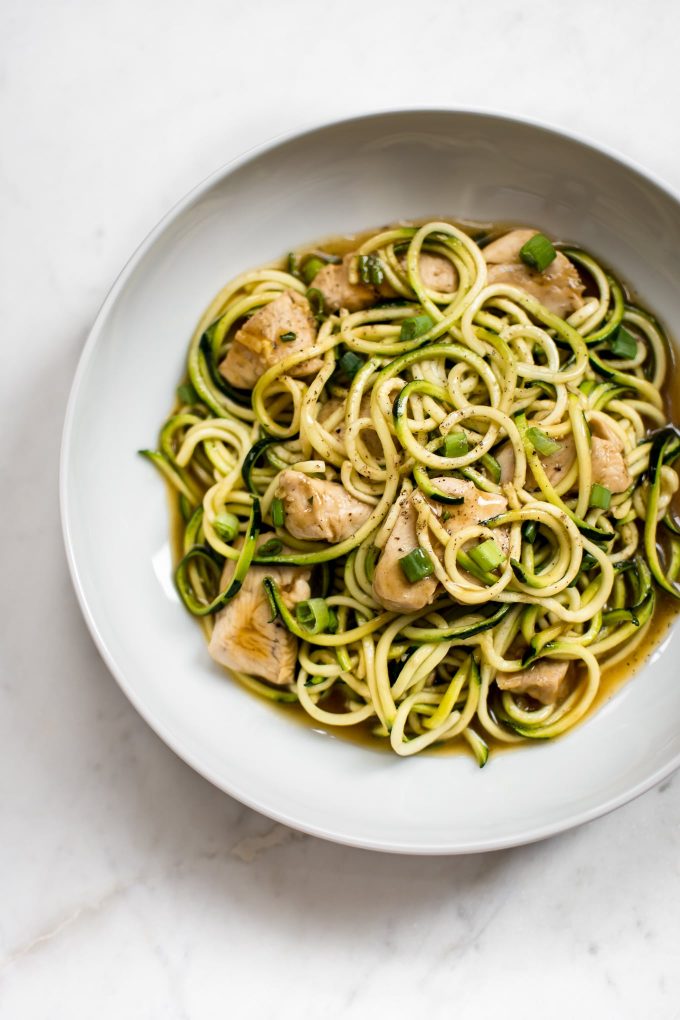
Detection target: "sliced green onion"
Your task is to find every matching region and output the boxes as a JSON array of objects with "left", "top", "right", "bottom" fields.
[
  {"left": 589, "top": 483, "right": 612, "bottom": 510},
  {"left": 526, "top": 427, "right": 561, "bottom": 457},
  {"left": 357, "top": 253, "right": 384, "bottom": 286},
  {"left": 302, "top": 257, "right": 325, "bottom": 285},
  {"left": 609, "top": 326, "right": 638, "bottom": 359},
  {"left": 399, "top": 314, "right": 433, "bottom": 341},
  {"left": 339, "top": 351, "right": 364, "bottom": 378},
  {"left": 271, "top": 497, "right": 285, "bottom": 528},
  {"left": 176, "top": 381, "right": 199, "bottom": 405},
  {"left": 287, "top": 252, "right": 300, "bottom": 277},
  {"left": 443, "top": 431, "right": 469, "bottom": 458},
  {"left": 296, "top": 598, "right": 332, "bottom": 634},
  {"left": 279, "top": 330, "right": 296, "bottom": 343},
  {"left": 481, "top": 452, "right": 501, "bottom": 483},
  {"left": 258, "top": 538, "right": 283, "bottom": 556},
  {"left": 519, "top": 233, "right": 556, "bottom": 272},
  {"left": 306, "top": 287, "right": 325, "bottom": 319},
  {"left": 399, "top": 547, "right": 435, "bottom": 583},
  {"left": 212, "top": 511, "right": 240, "bottom": 542},
  {"left": 305, "top": 675, "right": 326, "bottom": 687},
  {"left": 469, "top": 539, "right": 505, "bottom": 572},
  {"left": 522, "top": 520, "right": 538, "bottom": 544}
]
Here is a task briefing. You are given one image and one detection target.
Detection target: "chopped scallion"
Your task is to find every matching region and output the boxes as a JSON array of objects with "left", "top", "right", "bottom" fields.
[
  {"left": 339, "top": 350, "right": 364, "bottom": 378},
  {"left": 279, "top": 330, "right": 296, "bottom": 342},
  {"left": 590, "top": 483, "right": 612, "bottom": 510},
  {"left": 443, "top": 431, "right": 469, "bottom": 458},
  {"left": 399, "top": 314, "right": 434, "bottom": 341},
  {"left": 522, "top": 520, "right": 538, "bottom": 544},
  {"left": 519, "top": 233, "right": 557, "bottom": 272},
  {"left": 399, "top": 547, "right": 435, "bottom": 583},
  {"left": 176, "top": 381, "right": 198, "bottom": 405},
  {"left": 357, "top": 253, "right": 384, "bottom": 286},
  {"left": 257, "top": 538, "right": 283, "bottom": 556},
  {"left": 526, "top": 427, "right": 561, "bottom": 457},
  {"left": 271, "top": 497, "right": 285, "bottom": 528},
  {"left": 212, "top": 511, "right": 240, "bottom": 542},
  {"left": 296, "top": 598, "right": 332, "bottom": 634},
  {"left": 301, "top": 256, "right": 325, "bottom": 285},
  {"left": 306, "top": 287, "right": 325, "bottom": 319},
  {"left": 609, "top": 326, "right": 638, "bottom": 359},
  {"left": 481, "top": 452, "right": 501, "bottom": 483},
  {"left": 469, "top": 539, "right": 505, "bottom": 572}
]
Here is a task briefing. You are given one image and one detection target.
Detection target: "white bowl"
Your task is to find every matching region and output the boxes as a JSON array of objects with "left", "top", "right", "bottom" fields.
[{"left": 61, "top": 110, "right": 680, "bottom": 853}]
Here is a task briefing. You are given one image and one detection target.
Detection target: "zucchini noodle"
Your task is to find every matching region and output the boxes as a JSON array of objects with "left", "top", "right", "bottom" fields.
[{"left": 142, "top": 220, "right": 680, "bottom": 767}]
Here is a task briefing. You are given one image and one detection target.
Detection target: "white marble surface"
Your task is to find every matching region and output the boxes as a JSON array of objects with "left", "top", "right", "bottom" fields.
[{"left": 2, "top": 1, "right": 680, "bottom": 1016}]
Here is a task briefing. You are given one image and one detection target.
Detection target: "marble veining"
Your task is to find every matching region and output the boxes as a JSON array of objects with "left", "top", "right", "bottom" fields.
[{"left": 2, "top": 0, "right": 680, "bottom": 1016}]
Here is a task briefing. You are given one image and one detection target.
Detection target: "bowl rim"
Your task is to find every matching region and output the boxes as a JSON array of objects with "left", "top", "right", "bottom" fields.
[{"left": 60, "top": 107, "right": 680, "bottom": 854}]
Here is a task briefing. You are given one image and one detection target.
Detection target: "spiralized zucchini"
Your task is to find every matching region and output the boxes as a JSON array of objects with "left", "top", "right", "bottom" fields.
[{"left": 141, "top": 220, "right": 680, "bottom": 766}]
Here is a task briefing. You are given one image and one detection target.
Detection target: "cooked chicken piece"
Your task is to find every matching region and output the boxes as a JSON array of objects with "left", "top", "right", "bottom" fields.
[
  {"left": 317, "top": 395, "right": 382, "bottom": 458},
  {"left": 208, "top": 534, "right": 311, "bottom": 685},
  {"left": 539, "top": 436, "right": 578, "bottom": 488},
  {"left": 497, "top": 438, "right": 562, "bottom": 488},
  {"left": 498, "top": 433, "right": 630, "bottom": 494},
  {"left": 484, "top": 229, "right": 584, "bottom": 319},
  {"left": 373, "top": 489, "right": 436, "bottom": 613},
  {"left": 590, "top": 416, "right": 625, "bottom": 447},
  {"left": 219, "top": 290, "right": 322, "bottom": 389},
  {"left": 496, "top": 659, "right": 573, "bottom": 705},
  {"left": 312, "top": 254, "right": 377, "bottom": 313},
  {"left": 276, "top": 470, "right": 373, "bottom": 544},
  {"left": 403, "top": 251, "right": 458, "bottom": 293},
  {"left": 496, "top": 442, "right": 516, "bottom": 485},
  {"left": 591, "top": 437, "right": 632, "bottom": 492},
  {"left": 372, "top": 478, "right": 508, "bottom": 613},
  {"left": 313, "top": 251, "right": 459, "bottom": 313}
]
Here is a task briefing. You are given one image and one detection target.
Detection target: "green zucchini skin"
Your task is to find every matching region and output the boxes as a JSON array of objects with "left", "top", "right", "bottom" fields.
[{"left": 174, "top": 499, "right": 262, "bottom": 616}]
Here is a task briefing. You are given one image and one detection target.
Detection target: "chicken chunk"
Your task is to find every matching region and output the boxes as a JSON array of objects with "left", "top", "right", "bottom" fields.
[
  {"left": 372, "top": 489, "right": 435, "bottom": 613},
  {"left": 372, "top": 478, "right": 508, "bottom": 613},
  {"left": 276, "top": 470, "right": 374, "bottom": 544},
  {"left": 312, "top": 255, "right": 377, "bottom": 313},
  {"left": 208, "top": 534, "right": 311, "bottom": 686},
  {"left": 497, "top": 434, "right": 631, "bottom": 493},
  {"left": 484, "top": 229, "right": 584, "bottom": 319},
  {"left": 219, "top": 290, "right": 322, "bottom": 389},
  {"left": 312, "top": 251, "right": 459, "bottom": 313},
  {"left": 496, "top": 659, "right": 573, "bottom": 705},
  {"left": 591, "top": 437, "right": 632, "bottom": 493},
  {"left": 539, "top": 436, "right": 578, "bottom": 488},
  {"left": 402, "top": 252, "right": 458, "bottom": 293}
]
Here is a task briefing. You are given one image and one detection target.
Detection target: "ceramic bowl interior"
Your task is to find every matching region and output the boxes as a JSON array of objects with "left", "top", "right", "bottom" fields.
[{"left": 62, "top": 110, "right": 680, "bottom": 853}]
